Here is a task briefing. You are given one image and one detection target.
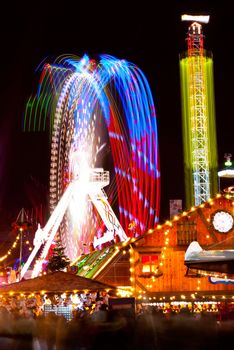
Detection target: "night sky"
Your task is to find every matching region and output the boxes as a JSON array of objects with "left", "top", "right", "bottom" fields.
[{"left": 0, "top": 1, "right": 233, "bottom": 237}]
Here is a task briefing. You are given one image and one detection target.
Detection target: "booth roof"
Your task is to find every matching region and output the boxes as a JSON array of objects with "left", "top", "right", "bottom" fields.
[{"left": 0, "top": 271, "right": 116, "bottom": 294}]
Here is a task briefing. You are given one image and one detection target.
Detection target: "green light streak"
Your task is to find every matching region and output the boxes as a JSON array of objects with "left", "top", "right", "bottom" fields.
[{"left": 180, "top": 54, "right": 218, "bottom": 209}]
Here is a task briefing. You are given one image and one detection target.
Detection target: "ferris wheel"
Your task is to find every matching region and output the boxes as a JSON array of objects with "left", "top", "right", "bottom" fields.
[{"left": 23, "top": 53, "right": 160, "bottom": 270}]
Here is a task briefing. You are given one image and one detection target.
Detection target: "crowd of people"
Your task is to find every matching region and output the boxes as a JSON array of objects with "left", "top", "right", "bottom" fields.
[{"left": 0, "top": 301, "right": 234, "bottom": 349}]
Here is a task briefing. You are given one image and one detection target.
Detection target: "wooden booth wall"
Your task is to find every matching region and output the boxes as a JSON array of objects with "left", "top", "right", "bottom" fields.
[{"left": 130, "top": 194, "right": 234, "bottom": 294}]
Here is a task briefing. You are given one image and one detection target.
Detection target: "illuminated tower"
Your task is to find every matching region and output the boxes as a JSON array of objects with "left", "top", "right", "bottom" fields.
[{"left": 180, "top": 15, "right": 218, "bottom": 208}]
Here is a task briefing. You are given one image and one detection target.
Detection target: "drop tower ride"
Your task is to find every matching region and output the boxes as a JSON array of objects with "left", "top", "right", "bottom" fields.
[{"left": 180, "top": 15, "right": 218, "bottom": 209}]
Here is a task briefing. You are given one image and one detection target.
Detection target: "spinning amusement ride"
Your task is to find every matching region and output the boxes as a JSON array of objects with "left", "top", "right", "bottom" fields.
[{"left": 22, "top": 54, "right": 160, "bottom": 280}]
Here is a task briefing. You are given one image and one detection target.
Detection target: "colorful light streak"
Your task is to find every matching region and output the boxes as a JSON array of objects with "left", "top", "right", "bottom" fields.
[
  {"left": 23, "top": 54, "right": 160, "bottom": 261},
  {"left": 180, "top": 22, "right": 218, "bottom": 209}
]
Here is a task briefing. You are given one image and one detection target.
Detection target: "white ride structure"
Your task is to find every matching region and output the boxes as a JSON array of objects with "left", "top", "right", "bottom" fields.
[{"left": 20, "top": 168, "right": 128, "bottom": 280}]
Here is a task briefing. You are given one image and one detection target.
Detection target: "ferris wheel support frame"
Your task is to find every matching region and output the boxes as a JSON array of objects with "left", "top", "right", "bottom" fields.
[{"left": 19, "top": 168, "right": 128, "bottom": 280}]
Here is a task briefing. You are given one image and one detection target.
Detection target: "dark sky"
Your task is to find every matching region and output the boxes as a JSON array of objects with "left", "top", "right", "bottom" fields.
[{"left": 0, "top": 0, "right": 233, "bottom": 232}]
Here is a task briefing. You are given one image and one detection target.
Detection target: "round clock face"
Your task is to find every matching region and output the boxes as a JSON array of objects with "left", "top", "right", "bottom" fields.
[{"left": 212, "top": 210, "right": 234, "bottom": 233}]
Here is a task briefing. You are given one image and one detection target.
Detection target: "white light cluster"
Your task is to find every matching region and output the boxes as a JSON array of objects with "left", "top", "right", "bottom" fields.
[{"left": 181, "top": 14, "right": 210, "bottom": 24}]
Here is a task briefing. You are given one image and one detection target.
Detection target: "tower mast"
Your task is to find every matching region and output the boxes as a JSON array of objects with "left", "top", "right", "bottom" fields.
[{"left": 180, "top": 15, "right": 218, "bottom": 208}]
